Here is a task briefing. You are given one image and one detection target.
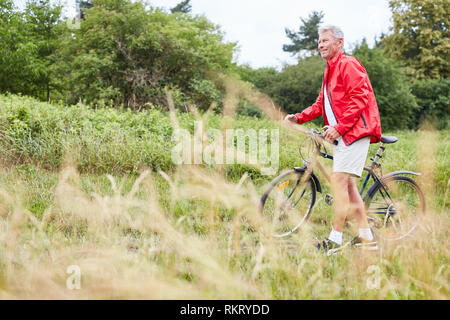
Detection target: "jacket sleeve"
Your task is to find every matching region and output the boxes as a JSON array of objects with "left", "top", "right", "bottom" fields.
[
  {"left": 333, "top": 58, "right": 369, "bottom": 136},
  {"left": 295, "top": 87, "right": 323, "bottom": 124}
]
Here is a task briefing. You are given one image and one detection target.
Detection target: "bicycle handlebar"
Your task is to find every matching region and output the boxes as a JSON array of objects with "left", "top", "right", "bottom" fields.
[
  {"left": 283, "top": 119, "right": 338, "bottom": 146},
  {"left": 310, "top": 129, "right": 338, "bottom": 146}
]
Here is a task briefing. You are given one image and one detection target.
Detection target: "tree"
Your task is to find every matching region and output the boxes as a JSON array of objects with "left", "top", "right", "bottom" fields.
[
  {"left": 410, "top": 79, "right": 449, "bottom": 129},
  {"left": 269, "top": 56, "right": 325, "bottom": 117},
  {"left": 24, "top": 0, "right": 64, "bottom": 101},
  {"left": 170, "top": 0, "right": 192, "bottom": 14},
  {"left": 0, "top": 0, "right": 28, "bottom": 94},
  {"left": 77, "top": 0, "right": 93, "bottom": 20},
  {"left": 54, "top": 0, "right": 235, "bottom": 110},
  {"left": 0, "top": 0, "right": 63, "bottom": 100},
  {"left": 233, "top": 64, "right": 278, "bottom": 92},
  {"left": 237, "top": 55, "right": 325, "bottom": 117},
  {"left": 383, "top": 0, "right": 450, "bottom": 79},
  {"left": 232, "top": 65, "right": 279, "bottom": 117},
  {"left": 283, "top": 11, "right": 324, "bottom": 57}
]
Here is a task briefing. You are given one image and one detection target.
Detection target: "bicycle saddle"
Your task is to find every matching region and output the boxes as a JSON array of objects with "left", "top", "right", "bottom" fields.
[{"left": 381, "top": 136, "right": 398, "bottom": 144}]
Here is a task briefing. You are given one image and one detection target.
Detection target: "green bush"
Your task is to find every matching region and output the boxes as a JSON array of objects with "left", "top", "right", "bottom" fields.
[
  {"left": 411, "top": 78, "right": 450, "bottom": 129},
  {"left": 0, "top": 94, "right": 283, "bottom": 178},
  {"left": 53, "top": 0, "right": 235, "bottom": 110},
  {"left": 235, "top": 56, "right": 325, "bottom": 118},
  {"left": 2, "top": 93, "right": 447, "bottom": 200},
  {"left": 0, "top": 94, "right": 175, "bottom": 173}
]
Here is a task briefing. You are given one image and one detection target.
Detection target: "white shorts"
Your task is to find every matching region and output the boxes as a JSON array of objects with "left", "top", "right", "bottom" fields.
[{"left": 333, "top": 137, "right": 370, "bottom": 178}]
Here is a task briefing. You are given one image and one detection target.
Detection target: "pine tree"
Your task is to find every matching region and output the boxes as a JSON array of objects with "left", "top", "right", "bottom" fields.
[
  {"left": 170, "top": 0, "right": 191, "bottom": 14},
  {"left": 77, "top": 0, "right": 93, "bottom": 20},
  {"left": 283, "top": 11, "right": 324, "bottom": 57}
]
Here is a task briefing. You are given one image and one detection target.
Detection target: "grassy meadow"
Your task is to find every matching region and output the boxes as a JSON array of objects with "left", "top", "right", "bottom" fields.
[{"left": 0, "top": 92, "right": 448, "bottom": 299}]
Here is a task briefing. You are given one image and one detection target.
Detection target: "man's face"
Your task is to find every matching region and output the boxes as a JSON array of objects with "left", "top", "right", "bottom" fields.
[{"left": 318, "top": 30, "right": 343, "bottom": 61}]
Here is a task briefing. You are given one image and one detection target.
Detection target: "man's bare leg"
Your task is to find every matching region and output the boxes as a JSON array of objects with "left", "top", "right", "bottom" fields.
[
  {"left": 331, "top": 172, "right": 351, "bottom": 232},
  {"left": 323, "top": 172, "right": 351, "bottom": 246},
  {"left": 348, "top": 177, "right": 374, "bottom": 241},
  {"left": 326, "top": 173, "right": 374, "bottom": 247},
  {"left": 347, "top": 177, "right": 369, "bottom": 229}
]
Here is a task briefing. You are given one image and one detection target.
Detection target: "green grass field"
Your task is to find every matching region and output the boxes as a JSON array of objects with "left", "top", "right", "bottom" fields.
[{"left": 0, "top": 93, "right": 448, "bottom": 299}]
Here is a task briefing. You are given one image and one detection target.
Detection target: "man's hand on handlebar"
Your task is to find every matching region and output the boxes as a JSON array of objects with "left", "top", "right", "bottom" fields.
[
  {"left": 283, "top": 115, "right": 339, "bottom": 146},
  {"left": 322, "top": 125, "right": 340, "bottom": 143},
  {"left": 284, "top": 114, "right": 298, "bottom": 124}
]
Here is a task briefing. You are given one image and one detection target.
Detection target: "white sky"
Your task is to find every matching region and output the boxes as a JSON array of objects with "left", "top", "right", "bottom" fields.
[
  {"left": 14, "top": 0, "right": 393, "bottom": 69},
  {"left": 147, "top": 0, "right": 393, "bottom": 69}
]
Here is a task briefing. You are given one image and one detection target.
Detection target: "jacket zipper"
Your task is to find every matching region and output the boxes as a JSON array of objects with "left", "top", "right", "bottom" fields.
[{"left": 361, "top": 114, "right": 368, "bottom": 129}]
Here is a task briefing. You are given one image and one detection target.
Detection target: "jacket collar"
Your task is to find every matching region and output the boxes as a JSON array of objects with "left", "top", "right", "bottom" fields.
[{"left": 327, "top": 51, "right": 344, "bottom": 67}]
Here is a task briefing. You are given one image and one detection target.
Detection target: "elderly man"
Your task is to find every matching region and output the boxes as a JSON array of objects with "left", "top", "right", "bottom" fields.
[{"left": 285, "top": 25, "right": 382, "bottom": 254}]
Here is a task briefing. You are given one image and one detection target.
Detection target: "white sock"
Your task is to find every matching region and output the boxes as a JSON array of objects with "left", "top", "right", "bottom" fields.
[
  {"left": 359, "top": 228, "right": 374, "bottom": 241},
  {"left": 328, "top": 229, "right": 343, "bottom": 245}
]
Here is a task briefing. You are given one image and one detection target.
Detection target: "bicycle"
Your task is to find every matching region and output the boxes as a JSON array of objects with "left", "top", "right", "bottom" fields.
[{"left": 260, "top": 128, "right": 426, "bottom": 242}]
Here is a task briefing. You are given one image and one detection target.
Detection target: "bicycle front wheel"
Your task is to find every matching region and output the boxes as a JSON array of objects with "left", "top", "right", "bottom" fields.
[
  {"left": 260, "top": 169, "right": 316, "bottom": 238},
  {"left": 366, "top": 175, "right": 425, "bottom": 241}
]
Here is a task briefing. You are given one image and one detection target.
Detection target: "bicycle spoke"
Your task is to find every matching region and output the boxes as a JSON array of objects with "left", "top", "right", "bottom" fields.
[
  {"left": 396, "top": 201, "right": 404, "bottom": 225},
  {"left": 383, "top": 210, "right": 390, "bottom": 228},
  {"left": 366, "top": 176, "right": 424, "bottom": 241},
  {"left": 390, "top": 213, "right": 399, "bottom": 232},
  {"left": 261, "top": 170, "right": 315, "bottom": 237}
]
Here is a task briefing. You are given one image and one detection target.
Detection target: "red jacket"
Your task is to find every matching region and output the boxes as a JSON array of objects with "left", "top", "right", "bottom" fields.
[{"left": 295, "top": 51, "right": 382, "bottom": 146}]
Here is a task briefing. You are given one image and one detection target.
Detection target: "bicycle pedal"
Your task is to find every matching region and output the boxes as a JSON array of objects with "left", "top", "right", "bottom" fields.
[
  {"left": 327, "top": 247, "right": 343, "bottom": 256},
  {"left": 325, "top": 194, "right": 333, "bottom": 206}
]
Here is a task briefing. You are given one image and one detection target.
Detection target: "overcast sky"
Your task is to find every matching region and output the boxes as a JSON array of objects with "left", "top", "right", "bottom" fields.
[
  {"left": 147, "top": 0, "right": 393, "bottom": 69},
  {"left": 16, "top": 0, "right": 393, "bottom": 69}
]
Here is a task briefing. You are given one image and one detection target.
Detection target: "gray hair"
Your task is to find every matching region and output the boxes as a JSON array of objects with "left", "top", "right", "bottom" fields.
[{"left": 319, "top": 25, "right": 344, "bottom": 40}]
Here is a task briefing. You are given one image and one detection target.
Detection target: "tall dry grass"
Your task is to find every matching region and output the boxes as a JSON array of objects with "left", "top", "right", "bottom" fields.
[
  {"left": 0, "top": 160, "right": 447, "bottom": 299},
  {"left": 0, "top": 76, "right": 447, "bottom": 299}
]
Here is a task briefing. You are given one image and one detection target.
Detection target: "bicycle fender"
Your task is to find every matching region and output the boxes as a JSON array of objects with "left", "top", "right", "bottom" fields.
[
  {"left": 363, "top": 171, "right": 420, "bottom": 203},
  {"left": 381, "top": 170, "right": 421, "bottom": 179},
  {"left": 293, "top": 167, "right": 322, "bottom": 193}
]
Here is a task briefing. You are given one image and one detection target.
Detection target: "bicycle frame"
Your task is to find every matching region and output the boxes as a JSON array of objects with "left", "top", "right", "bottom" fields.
[
  {"left": 301, "top": 135, "right": 421, "bottom": 201},
  {"left": 260, "top": 129, "right": 425, "bottom": 239}
]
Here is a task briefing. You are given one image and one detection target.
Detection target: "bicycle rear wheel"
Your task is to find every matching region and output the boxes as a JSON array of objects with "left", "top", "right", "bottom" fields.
[
  {"left": 260, "top": 169, "right": 316, "bottom": 238},
  {"left": 365, "top": 175, "right": 425, "bottom": 241}
]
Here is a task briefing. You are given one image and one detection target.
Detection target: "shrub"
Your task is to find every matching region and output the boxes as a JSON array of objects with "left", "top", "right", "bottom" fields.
[{"left": 410, "top": 78, "right": 450, "bottom": 129}]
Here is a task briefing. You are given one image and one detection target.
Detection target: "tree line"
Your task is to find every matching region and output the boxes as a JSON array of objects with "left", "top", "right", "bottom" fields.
[
  {"left": 0, "top": 0, "right": 448, "bottom": 130},
  {"left": 0, "top": 0, "right": 235, "bottom": 109},
  {"left": 237, "top": 2, "right": 449, "bottom": 130}
]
